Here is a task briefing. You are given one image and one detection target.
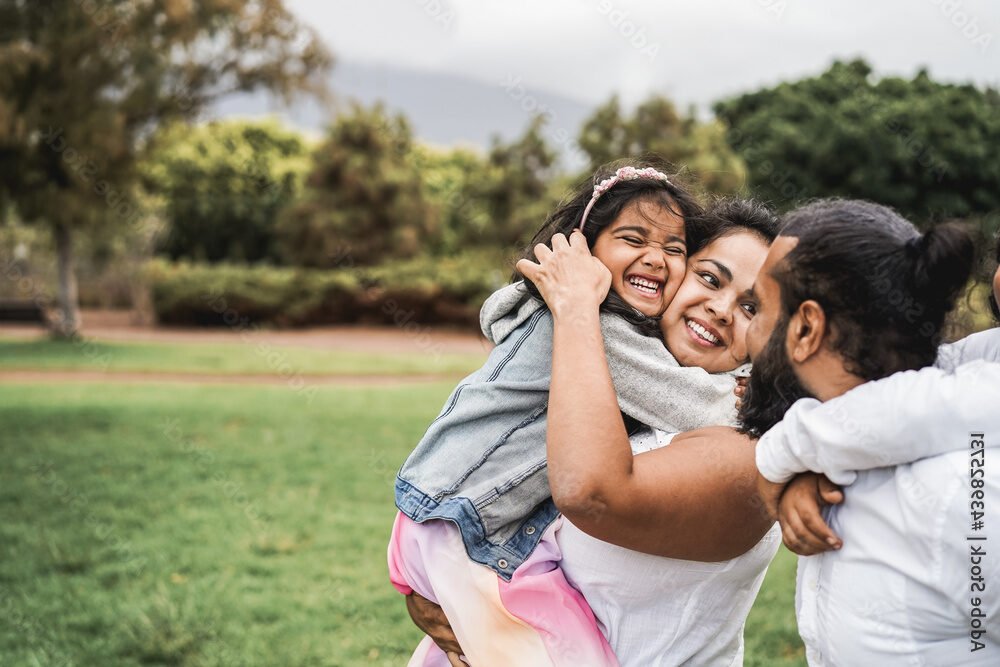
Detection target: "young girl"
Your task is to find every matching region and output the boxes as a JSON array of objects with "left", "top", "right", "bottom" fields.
[{"left": 389, "top": 163, "right": 768, "bottom": 666}]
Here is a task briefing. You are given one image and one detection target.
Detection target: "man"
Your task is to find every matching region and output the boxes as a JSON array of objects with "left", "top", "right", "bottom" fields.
[{"left": 744, "top": 200, "right": 1000, "bottom": 664}]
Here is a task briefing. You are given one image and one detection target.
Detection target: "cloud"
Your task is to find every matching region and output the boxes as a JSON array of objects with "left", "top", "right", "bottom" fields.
[{"left": 288, "top": 0, "right": 998, "bottom": 110}]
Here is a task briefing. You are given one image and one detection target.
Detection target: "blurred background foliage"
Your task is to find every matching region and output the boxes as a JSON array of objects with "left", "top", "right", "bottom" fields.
[{"left": 1, "top": 19, "right": 997, "bottom": 333}]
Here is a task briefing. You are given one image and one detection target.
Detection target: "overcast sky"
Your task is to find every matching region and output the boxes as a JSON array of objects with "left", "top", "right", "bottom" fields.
[{"left": 288, "top": 0, "right": 998, "bottom": 110}]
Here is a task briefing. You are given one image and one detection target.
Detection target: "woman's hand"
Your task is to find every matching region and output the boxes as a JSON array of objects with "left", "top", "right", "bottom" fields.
[
  {"left": 776, "top": 472, "right": 844, "bottom": 555},
  {"left": 404, "top": 593, "right": 466, "bottom": 665},
  {"left": 515, "top": 231, "right": 611, "bottom": 320}
]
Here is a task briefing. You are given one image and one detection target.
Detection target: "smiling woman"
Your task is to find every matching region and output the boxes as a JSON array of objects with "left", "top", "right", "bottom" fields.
[
  {"left": 661, "top": 199, "right": 781, "bottom": 373},
  {"left": 388, "top": 166, "right": 758, "bottom": 666}
]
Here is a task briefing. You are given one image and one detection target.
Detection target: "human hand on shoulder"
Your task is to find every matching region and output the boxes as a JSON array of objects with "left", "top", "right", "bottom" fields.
[{"left": 515, "top": 231, "right": 610, "bottom": 319}]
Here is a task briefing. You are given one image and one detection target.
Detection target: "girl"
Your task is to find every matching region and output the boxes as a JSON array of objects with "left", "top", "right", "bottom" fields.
[{"left": 390, "top": 163, "right": 759, "bottom": 666}]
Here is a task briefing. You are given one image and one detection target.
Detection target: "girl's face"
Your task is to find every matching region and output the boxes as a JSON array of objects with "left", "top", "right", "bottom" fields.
[
  {"left": 590, "top": 200, "right": 688, "bottom": 317},
  {"left": 660, "top": 231, "right": 770, "bottom": 373}
]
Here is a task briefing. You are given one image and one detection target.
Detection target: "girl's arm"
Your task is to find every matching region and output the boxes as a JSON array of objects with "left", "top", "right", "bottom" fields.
[
  {"left": 756, "top": 360, "right": 1000, "bottom": 487},
  {"left": 517, "top": 233, "right": 772, "bottom": 560}
]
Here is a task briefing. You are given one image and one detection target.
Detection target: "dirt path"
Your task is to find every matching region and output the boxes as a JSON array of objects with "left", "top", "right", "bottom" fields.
[
  {"left": 0, "top": 309, "right": 493, "bottom": 355},
  {"left": 0, "top": 370, "right": 468, "bottom": 387}
]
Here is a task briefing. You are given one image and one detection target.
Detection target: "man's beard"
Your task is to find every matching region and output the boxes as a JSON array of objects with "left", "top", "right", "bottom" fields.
[{"left": 738, "top": 315, "right": 814, "bottom": 439}]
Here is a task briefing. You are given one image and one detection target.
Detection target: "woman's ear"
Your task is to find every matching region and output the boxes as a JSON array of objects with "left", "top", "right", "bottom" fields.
[{"left": 786, "top": 300, "right": 827, "bottom": 363}]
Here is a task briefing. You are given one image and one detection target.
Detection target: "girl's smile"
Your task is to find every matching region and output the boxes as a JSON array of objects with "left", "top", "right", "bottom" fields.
[{"left": 591, "top": 200, "right": 688, "bottom": 317}]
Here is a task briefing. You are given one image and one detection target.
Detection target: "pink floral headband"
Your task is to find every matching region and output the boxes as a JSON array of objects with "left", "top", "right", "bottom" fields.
[{"left": 577, "top": 166, "right": 673, "bottom": 231}]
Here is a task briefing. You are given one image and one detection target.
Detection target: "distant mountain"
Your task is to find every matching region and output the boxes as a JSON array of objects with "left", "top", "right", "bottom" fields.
[{"left": 211, "top": 61, "right": 594, "bottom": 164}]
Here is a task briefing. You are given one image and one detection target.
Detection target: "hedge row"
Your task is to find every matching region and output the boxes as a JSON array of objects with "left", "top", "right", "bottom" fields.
[{"left": 144, "top": 251, "right": 514, "bottom": 329}]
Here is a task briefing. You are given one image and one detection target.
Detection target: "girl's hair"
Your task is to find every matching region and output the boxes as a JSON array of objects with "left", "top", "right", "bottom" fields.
[
  {"left": 693, "top": 197, "right": 782, "bottom": 252},
  {"left": 990, "top": 229, "right": 999, "bottom": 323},
  {"left": 776, "top": 199, "right": 974, "bottom": 380},
  {"left": 512, "top": 158, "right": 703, "bottom": 335}
]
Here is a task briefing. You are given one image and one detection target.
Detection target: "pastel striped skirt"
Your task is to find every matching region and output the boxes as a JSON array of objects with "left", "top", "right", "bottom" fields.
[{"left": 388, "top": 512, "right": 618, "bottom": 666}]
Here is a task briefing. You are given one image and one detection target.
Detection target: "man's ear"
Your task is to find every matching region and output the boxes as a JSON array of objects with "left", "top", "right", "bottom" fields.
[{"left": 786, "top": 300, "right": 827, "bottom": 363}]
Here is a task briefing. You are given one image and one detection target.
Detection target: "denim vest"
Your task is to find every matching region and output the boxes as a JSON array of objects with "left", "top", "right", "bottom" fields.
[
  {"left": 395, "top": 307, "right": 557, "bottom": 580},
  {"left": 395, "top": 284, "right": 743, "bottom": 580}
]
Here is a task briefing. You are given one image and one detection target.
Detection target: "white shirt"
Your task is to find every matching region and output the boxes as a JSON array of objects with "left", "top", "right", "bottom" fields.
[
  {"left": 936, "top": 328, "right": 1000, "bottom": 371},
  {"left": 756, "top": 360, "right": 1000, "bottom": 665},
  {"left": 558, "top": 429, "right": 781, "bottom": 666}
]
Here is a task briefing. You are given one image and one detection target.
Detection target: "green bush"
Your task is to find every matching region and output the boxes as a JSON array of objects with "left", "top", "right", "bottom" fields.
[{"left": 144, "top": 251, "right": 512, "bottom": 329}]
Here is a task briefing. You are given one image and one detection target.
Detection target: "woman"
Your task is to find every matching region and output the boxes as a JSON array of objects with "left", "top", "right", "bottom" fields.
[{"left": 408, "top": 198, "right": 785, "bottom": 666}]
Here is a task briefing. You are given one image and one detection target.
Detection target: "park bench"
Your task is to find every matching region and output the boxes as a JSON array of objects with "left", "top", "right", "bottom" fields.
[{"left": 0, "top": 298, "right": 48, "bottom": 324}]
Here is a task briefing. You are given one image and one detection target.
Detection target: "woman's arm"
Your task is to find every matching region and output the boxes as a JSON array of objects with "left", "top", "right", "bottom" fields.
[{"left": 517, "top": 233, "right": 772, "bottom": 560}]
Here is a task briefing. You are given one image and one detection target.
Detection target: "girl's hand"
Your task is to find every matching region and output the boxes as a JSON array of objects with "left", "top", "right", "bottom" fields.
[
  {"left": 777, "top": 473, "right": 844, "bottom": 555},
  {"left": 515, "top": 231, "right": 611, "bottom": 319},
  {"left": 734, "top": 376, "right": 748, "bottom": 410}
]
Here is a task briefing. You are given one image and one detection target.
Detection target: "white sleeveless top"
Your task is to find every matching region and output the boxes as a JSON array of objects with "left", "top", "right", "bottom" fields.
[{"left": 556, "top": 429, "right": 781, "bottom": 666}]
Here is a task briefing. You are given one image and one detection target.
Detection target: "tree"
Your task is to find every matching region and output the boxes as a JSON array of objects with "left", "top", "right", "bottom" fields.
[
  {"left": 714, "top": 59, "right": 1000, "bottom": 219},
  {"left": 576, "top": 94, "right": 747, "bottom": 194},
  {"left": 0, "top": 0, "right": 331, "bottom": 337},
  {"left": 274, "top": 103, "right": 432, "bottom": 268},
  {"left": 411, "top": 145, "right": 493, "bottom": 255},
  {"left": 475, "top": 115, "right": 560, "bottom": 249},
  {"left": 143, "top": 119, "right": 309, "bottom": 264}
]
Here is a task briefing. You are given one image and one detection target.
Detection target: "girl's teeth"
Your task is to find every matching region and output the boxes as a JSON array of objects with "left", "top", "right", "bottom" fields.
[{"left": 628, "top": 277, "right": 660, "bottom": 294}]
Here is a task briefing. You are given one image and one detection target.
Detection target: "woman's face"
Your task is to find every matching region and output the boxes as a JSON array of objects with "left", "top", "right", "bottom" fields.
[
  {"left": 660, "top": 231, "right": 771, "bottom": 373},
  {"left": 590, "top": 199, "right": 688, "bottom": 317}
]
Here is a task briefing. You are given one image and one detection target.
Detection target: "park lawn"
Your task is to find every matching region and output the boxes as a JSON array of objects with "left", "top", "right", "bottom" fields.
[
  {"left": 0, "top": 339, "right": 487, "bottom": 377},
  {"left": 0, "top": 382, "right": 805, "bottom": 666}
]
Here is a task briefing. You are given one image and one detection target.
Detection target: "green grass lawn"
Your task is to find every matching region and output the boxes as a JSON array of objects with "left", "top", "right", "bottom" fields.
[
  {"left": 0, "top": 339, "right": 487, "bottom": 377},
  {"left": 0, "top": 381, "right": 805, "bottom": 666}
]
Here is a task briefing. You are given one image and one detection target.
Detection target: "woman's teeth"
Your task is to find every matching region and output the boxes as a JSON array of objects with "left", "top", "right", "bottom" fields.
[
  {"left": 686, "top": 319, "right": 720, "bottom": 345},
  {"left": 627, "top": 276, "right": 661, "bottom": 295}
]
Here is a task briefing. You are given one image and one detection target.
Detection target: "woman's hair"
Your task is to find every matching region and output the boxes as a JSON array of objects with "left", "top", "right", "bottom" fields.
[
  {"left": 990, "top": 229, "right": 999, "bottom": 323},
  {"left": 512, "top": 158, "right": 703, "bottom": 335},
  {"left": 775, "top": 199, "right": 974, "bottom": 380},
  {"left": 693, "top": 197, "right": 782, "bottom": 252}
]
